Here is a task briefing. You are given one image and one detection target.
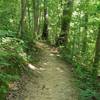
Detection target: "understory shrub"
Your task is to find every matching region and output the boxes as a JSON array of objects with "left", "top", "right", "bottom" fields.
[
  {"left": 59, "top": 47, "right": 100, "bottom": 100},
  {"left": 0, "top": 37, "right": 28, "bottom": 99},
  {"left": 24, "top": 38, "right": 41, "bottom": 64}
]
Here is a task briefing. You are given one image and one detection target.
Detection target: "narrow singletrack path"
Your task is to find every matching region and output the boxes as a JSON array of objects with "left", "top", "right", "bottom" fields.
[{"left": 14, "top": 42, "right": 79, "bottom": 100}]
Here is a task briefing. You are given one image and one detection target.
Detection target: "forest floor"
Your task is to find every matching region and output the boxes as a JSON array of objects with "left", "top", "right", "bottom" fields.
[{"left": 7, "top": 42, "right": 79, "bottom": 100}]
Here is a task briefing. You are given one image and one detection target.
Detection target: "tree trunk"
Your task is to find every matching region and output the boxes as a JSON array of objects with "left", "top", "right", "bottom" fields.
[
  {"left": 93, "top": 24, "right": 100, "bottom": 77},
  {"left": 27, "top": 0, "right": 31, "bottom": 31},
  {"left": 82, "top": 0, "right": 89, "bottom": 54},
  {"left": 56, "top": 0, "right": 73, "bottom": 46},
  {"left": 82, "top": 13, "right": 88, "bottom": 53},
  {"left": 32, "top": 0, "right": 40, "bottom": 38},
  {"left": 42, "top": 0, "right": 48, "bottom": 40},
  {"left": 18, "top": 0, "right": 27, "bottom": 38}
]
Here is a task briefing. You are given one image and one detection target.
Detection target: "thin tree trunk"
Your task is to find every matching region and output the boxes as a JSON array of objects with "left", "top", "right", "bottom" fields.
[
  {"left": 93, "top": 24, "right": 100, "bottom": 77},
  {"left": 27, "top": 0, "right": 31, "bottom": 31},
  {"left": 32, "top": 0, "right": 39, "bottom": 38},
  {"left": 82, "top": 0, "right": 89, "bottom": 54},
  {"left": 42, "top": 0, "right": 48, "bottom": 40},
  {"left": 82, "top": 13, "right": 88, "bottom": 53},
  {"left": 18, "top": 0, "right": 27, "bottom": 38},
  {"left": 56, "top": 0, "right": 73, "bottom": 46}
]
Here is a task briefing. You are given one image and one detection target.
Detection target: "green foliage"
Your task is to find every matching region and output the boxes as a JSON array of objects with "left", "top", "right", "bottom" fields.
[
  {"left": 61, "top": 49, "right": 99, "bottom": 98},
  {"left": 0, "top": 30, "right": 17, "bottom": 38},
  {"left": 0, "top": 37, "right": 27, "bottom": 98},
  {"left": 0, "top": 73, "right": 19, "bottom": 99},
  {"left": 60, "top": 45, "right": 100, "bottom": 99},
  {"left": 0, "top": 0, "right": 20, "bottom": 31},
  {"left": 24, "top": 38, "right": 41, "bottom": 64},
  {"left": 0, "top": 0, "right": 100, "bottom": 99},
  {"left": 75, "top": 65, "right": 100, "bottom": 100}
]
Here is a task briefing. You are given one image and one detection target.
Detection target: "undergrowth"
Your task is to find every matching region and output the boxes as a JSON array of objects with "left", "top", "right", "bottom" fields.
[
  {"left": 24, "top": 40, "right": 41, "bottom": 64},
  {"left": 0, "top": 35, "right": 41, "bottom": 99},
  {"left": 59, "top": 46, "right": 100, "bottom": 100},
  {"left": 0, "top": 37, "right": 28, "bottom": 99}
]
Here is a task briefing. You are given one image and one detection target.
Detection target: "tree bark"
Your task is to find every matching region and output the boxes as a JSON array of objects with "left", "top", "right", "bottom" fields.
[
  {"left": 42, "top": 0, "right": 48, "bottom": 40},
  {"left": 56, "top": 0, "right": 73, "bottom": 46},
  {"left": 18, "top": 0, "right": 27, "bottom": 38},
  {"left": 82, "top": 13, "right": 88, "bottom": 54},
  {"left": 93, "top": 24, "right": 100, "bottom": 77},
  {"left": 32, "top": 0, "right": 40, "bottom": 38},
  {"left": 27, "top": 0, "right": 31, "bottom": 31}
]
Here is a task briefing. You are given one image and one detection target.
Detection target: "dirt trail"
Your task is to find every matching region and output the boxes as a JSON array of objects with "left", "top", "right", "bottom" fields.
[{"left": 12, "top": 43, "right": 79, "bottom": 100}]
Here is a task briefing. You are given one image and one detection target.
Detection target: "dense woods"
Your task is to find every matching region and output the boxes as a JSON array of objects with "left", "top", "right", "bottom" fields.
[{"left": 0, "top": 0, "right": 100, "bottom": 99}]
